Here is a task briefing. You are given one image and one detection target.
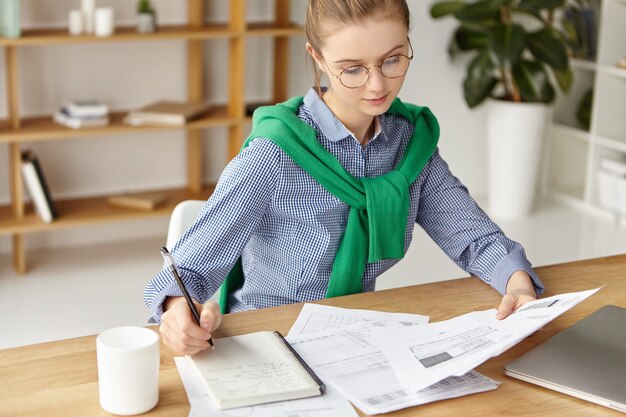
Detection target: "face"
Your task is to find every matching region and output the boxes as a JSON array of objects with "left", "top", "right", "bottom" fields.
[{"left": 307, "top": 17, "right": 410, "bottom": 129}]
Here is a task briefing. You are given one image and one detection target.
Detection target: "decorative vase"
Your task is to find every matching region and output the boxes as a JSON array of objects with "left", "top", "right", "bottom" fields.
[
  {"left": 0, "top": 0, "right": 21, "bottom": 38},
  {"left": 486, "top": 99, "right": 552, "bottom": 219}
]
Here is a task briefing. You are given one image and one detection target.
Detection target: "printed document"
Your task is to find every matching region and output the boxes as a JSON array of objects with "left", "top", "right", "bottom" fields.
[
  {"left": 287, "top": 303, "right": 429, "bottom": 337},
  {"left": 176, "top": 357, "right": 359, "bottom": 417},
  {"left": 287, "top": 319, "right": 499, "bottom": 415},
  {"left": 371, "top": 287, "right": 601, "bottom": 392}
]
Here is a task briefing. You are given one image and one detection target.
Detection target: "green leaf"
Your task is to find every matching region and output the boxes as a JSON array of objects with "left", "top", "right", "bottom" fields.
[
  {"left": 512, "top": 60, "right": 556, "bottom": 103},
  {"left": 551, "top": 67, "right": 574, "bottom": 93},
  {"left": 430, "top": 1, "right": 467, "bottom": 18},
  {"left": 454, "top": 24, "right": 490, "bottom": 51},
  {"left": 454, "top": 1, "right": 501, "bottom": 21},
  {"left": 464, "top": 49, "right": 499, "bottom": 108},
  {"left": 489, "top": 23, "right": 526, "bottom": 68},
  {"left": 527, "top": 28, "right": 570, "bottom": 70}
]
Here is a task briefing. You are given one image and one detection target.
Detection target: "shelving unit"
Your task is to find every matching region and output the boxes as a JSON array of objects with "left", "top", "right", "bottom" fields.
[
  {"left": 0, "top": 0, "right": 303, "bottom": 273},
  {"left": 544, "top": 0, "right": 626, "bottom": 220}
]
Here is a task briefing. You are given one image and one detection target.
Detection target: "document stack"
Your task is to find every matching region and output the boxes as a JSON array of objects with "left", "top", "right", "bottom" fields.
[
  {"left": 597, "top": 157, "right": 626, "bottom": 214},
  {"left": 53, "top": 100, "right": 109, "bottom": 129},
  {"left": 175, "top": 288, "right": 599, "bottom": 416}
]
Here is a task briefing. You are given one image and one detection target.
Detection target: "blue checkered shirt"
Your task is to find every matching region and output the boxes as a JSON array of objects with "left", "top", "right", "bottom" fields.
[{"left": 144, "top": 88, "right": 545, "bottom": 323}]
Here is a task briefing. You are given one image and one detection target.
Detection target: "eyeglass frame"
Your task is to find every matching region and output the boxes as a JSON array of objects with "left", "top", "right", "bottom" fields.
[{"left": 322, "top": 38, "right": 414, "bottom": 89}]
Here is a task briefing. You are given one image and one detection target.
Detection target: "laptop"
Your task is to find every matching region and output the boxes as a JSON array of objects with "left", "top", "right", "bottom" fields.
[{"left": 505, "top": 305, "right": 626, "bottom": 413}]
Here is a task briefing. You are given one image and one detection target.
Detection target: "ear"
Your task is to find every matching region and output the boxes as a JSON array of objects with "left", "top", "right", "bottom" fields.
[{"left": 306, "top": 42, "right": 326, "bottom": 73}]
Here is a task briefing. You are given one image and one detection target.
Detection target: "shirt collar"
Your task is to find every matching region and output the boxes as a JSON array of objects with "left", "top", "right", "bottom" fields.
[{"left": 303, "top": 87, "right": 384, "bottom": 144}]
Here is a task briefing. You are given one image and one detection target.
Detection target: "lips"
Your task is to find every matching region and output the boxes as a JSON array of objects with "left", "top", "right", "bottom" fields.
[{"left": 364, "top": 93, "right": 389, "bottom": 105}]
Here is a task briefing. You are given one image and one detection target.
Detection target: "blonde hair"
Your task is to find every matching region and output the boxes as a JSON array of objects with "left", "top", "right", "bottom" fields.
[{"left": 305, "top": 0, "right": 411, "bottom": 94}]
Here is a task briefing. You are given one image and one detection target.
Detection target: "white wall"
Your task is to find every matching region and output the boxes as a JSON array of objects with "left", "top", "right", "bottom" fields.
[{"left": 0, "top": 0, "right": 485, "bottom": 254}]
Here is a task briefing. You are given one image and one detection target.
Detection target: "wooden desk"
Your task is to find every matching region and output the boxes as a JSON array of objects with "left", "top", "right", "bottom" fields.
[{"left": 1, "top": 255, "right": 625, "bottom": 416}]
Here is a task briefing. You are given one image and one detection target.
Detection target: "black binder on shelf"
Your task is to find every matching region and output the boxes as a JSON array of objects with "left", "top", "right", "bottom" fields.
[{"left": 20, "top": 149, "right": 58, "bottom": 223}]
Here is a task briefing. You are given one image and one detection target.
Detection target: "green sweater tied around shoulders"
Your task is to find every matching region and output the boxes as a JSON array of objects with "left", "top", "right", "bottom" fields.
[{"left": 218, "top": 96, "right": 439, "bottom": 314}]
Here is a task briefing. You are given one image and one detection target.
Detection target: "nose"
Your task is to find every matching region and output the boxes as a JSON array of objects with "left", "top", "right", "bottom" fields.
[{"left": 366, "top": 66, "right": 386, "bottom": 92}]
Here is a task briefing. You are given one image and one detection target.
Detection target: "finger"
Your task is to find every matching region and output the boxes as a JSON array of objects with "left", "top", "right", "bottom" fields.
[
  {"left": 172, "top": 301, "right": 212, "bottom": 340},
  {"left": 496, "top": 294, "right": 516, "bottom": 320},
  {"left": 200, "top": 301, "right": 222, "bottom": 332},
  {"left": 160, "top": 313, "right": 209, "bottom": 355}
]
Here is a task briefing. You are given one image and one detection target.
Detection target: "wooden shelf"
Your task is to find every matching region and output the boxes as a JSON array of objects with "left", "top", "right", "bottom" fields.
[
  {"left": 0, "top": 185, "right": 215, "bottom": 235},
  {"left": 0, "top": 24, "right": 237, "bottom": 46},
  {"left": 0, "top": 105, "right": 238, "bottom": 143},
  {"left": 0, "top": 0, "right": 297, "bottom": 273},
  {"left": 0, "top": 22, "right": 303, "bottom": 46}
]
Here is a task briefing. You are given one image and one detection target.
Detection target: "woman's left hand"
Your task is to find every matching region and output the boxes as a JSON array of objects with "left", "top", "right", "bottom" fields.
[{"left": 496, "top": 270, "right": 537, "bottom": 320}]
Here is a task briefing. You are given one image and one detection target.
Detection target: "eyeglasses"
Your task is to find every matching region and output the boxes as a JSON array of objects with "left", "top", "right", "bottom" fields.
[{"left": 324, "top": 40, "right": 414, "bottom": 89}]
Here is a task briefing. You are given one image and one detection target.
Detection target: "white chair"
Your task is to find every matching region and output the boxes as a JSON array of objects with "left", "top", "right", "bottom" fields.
[
  {"left": 166, "top": 200, "right": 206, "bottom": 250},
  {"left": 165, "top": 199, "right": 221, "bottom": 303}
]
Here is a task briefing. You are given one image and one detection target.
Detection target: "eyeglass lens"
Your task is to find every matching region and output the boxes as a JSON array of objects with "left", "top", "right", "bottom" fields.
[{"left": 340, "top": 55, "right": 411, "bottom": 88}]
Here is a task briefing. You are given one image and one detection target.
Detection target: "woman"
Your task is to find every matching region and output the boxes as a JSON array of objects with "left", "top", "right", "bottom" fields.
[{"left": 145, "top": 0, "right": 545, "bottom": 356}]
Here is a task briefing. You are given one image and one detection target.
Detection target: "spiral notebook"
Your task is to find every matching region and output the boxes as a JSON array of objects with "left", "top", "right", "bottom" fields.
[{"left": 187, "top": 331, "right": 326, "bottom": 409}]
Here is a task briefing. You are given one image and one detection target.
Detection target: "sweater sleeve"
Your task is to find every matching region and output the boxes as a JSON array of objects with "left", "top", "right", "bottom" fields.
[
  {"left": 415, "top": 148, "right": 545, "bottom": 296},
  {"left": 143, "top": 139, "right": 283, "bottom": 323}
]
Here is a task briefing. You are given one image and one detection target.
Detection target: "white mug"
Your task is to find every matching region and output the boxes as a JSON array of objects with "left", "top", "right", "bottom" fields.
[
  {"left": 96, "top": 326, "right": 160, "bottom": 415},
  {"left": 94, "top": 7, "right": 114, "bottom": 37}
]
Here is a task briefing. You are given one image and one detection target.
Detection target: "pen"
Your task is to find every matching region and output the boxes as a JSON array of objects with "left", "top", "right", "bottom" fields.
[{"left": 160, "top": 247, "right": 215, "bottom": 350}]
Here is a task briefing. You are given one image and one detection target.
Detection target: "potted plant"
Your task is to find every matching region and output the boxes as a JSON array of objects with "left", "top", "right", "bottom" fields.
[
  {"left": 430, "top": 0, "right": 573, "bottom": 218},
  {"left": 136, "top": 0, "right": 157, "bottom": 33}
]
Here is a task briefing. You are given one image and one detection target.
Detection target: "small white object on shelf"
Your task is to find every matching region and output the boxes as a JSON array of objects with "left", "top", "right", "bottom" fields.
[
  {"left": 597, "top": 157, "right": 626, "bottom": 213},
  {"left": 81, "top": 0, "right": 96, "bottom": 34},
  {"left": 94, "top": 7, "right": 114, "bottom": 37},
  {"left": 0, "top": 0, "right": 21, "bottom": 38},
  {"left": 68, "top": 9, "right": 83, "bottom": 36}
]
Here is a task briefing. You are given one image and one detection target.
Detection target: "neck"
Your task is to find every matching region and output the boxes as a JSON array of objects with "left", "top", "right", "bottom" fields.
[{"left": 321, "top": 90, "right": 375, "bottom": 146}]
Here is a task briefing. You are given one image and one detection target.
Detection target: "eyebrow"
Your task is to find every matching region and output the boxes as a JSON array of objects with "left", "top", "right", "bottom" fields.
[{"left": 333, "top": 43, "right": 406, "bottom": 65}]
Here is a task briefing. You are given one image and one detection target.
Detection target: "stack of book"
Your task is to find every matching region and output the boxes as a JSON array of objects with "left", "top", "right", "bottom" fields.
[
  {"left": 124, "top": 101, "right": 211, "bottom": 126},
  {"left": 54, "top": 100, "right": 109, "bottom": 129},
  {"left": 21, "top": 149, "right": 58, "bottom": 224}
]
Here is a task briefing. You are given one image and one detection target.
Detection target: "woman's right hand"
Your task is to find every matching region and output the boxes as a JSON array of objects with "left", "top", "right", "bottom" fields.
[{"left": 159, "top": 297, "right": 222, "bottom": 356}]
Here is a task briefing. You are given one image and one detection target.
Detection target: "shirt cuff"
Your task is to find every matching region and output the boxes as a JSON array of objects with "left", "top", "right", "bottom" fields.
[
  {"left": 148, "top": 281, "right": 204, "bottom": 324},
  {"left": 490, "top": 252, "right": 546, "bottom": 296}
]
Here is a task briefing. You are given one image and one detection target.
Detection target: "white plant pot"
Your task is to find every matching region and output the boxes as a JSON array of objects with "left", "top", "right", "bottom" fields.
[
  {"left": 486, "top": 99, "right": 552, "bottom": 219},
  {"left": 137, "top": 13, "right": 156, "bottom": 33}
]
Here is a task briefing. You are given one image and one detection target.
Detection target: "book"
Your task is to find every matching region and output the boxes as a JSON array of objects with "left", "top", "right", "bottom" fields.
[
  {"left": 107, "top": 192, "right": 168, "bottom": 211},
  {"left": 21, "top": 149, "right": 58, "bottom": 223},
  {"left": 53, "top": 109, "right": 109, "bottom": 129},
  {"left": 63, "top": 100, "right": 109, "bottom": 118},
  {"left": 124, "top": 101, "right": 212, "bottom": 126},
  {"left": 187, "top": 331, "right": 325, "bottom": 410}
]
